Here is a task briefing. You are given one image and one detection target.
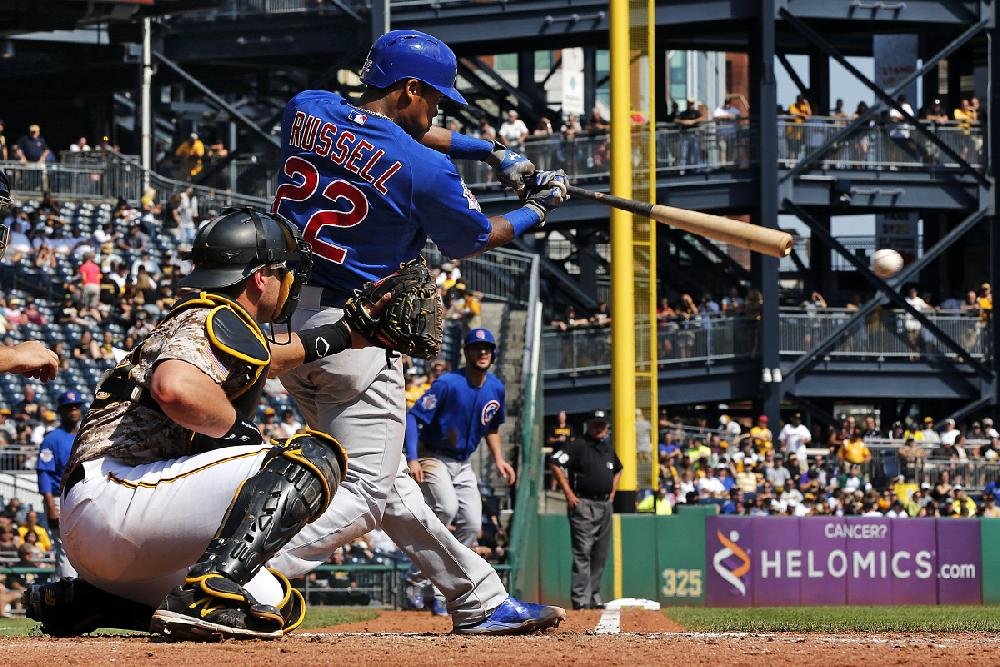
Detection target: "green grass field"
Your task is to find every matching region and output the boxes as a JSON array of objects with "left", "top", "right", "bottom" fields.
[
  {"left": 0, "top": 607, "right": 378, "bottom": 638},
  {"left": 664, "top": 606, "right": 1000, "bottom": 633}
]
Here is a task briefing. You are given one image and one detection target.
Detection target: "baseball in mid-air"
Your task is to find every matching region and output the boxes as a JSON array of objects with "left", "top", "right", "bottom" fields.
[{"left": 871, "top": 248, "right": 904, "bottom": 278}]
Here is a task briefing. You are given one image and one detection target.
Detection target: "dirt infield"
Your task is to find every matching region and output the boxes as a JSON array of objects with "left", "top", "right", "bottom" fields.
[{"left": 4, "top": 610, "right": 999, "bottom": 665}]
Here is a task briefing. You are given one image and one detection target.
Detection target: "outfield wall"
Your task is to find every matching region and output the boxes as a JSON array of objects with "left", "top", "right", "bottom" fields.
[{"left": 528, "top": 511, "right": 1000, "bottom": 607}]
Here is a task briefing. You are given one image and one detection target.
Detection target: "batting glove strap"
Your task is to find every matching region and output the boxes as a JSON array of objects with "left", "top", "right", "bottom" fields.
[
  {"left": 489, "top": 140, "right": 535, "bottom": 195},
  {"left": 298, "top": 320, "right": 352, "bottom": 363}
]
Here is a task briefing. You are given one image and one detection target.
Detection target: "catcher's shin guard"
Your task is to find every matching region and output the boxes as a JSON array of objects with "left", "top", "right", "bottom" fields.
[
  {"left": 151, "top": 430, "right": 345, "bottom": 641},
  {"left": 189, "top": 428, "right": 347, "bottom": 585}
]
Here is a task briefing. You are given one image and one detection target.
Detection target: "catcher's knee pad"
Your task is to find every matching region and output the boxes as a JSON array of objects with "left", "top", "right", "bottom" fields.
[{"left": 188, "top": 428, "right": 347, "bottom": 585}]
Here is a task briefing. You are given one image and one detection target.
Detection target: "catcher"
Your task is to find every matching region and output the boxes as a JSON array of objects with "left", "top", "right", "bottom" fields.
[{"left": 23, "top": 207, "right": 406, "bottom": 640}]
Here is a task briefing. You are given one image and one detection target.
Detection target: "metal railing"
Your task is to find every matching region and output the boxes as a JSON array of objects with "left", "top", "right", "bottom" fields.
[
  {"left": 779, "top": 308, "right": 989, "bottom": 359},
  {"left": 776, "top": 116, "right": 984, "bottom": 169},
  {"left": 543, "top": 309, "right": 992, "bottom": 376},
  {"left": 423, "top": 243, "right": 536, "bottom": 306},
  {"left": 2, "top": 152, "right": 268, "bottom": 215},
  {"left": 543, "top": 314, "right": 757, "bottom": 376},
  {"left": 6, "top": 121, "right": 983, "bottom": 213}
]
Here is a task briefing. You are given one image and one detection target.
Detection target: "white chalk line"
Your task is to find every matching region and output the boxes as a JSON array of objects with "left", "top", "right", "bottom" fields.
[{"left": 593, "top": 608, "right": 621, "bottom": 634}]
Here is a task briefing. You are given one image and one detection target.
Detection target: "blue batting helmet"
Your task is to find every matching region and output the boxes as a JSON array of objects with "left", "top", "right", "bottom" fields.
[
  {"left": 359, "top": 30, "right": 467, "bottom": 106},
  {"left": 464, "top": 328, "right": 496, "bottom": 348},
  {"left": 58, "top": 390, "right": 85, "bottom": 408}
]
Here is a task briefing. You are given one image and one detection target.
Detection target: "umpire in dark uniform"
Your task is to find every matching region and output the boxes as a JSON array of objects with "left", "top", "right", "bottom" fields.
[{"left": 547, "top": 409, "right": 622, "bottom": 610}]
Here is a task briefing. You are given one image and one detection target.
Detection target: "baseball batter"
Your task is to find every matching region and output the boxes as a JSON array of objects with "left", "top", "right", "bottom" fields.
[
  {"left": 269, "top": 29, "right": 567, "bottom": 632},
  {"left": 405, "top": 328, "right": 513, "bottom": 613},
  {"left": 25, "top": 208, "right": 389, "bottom": 640}
]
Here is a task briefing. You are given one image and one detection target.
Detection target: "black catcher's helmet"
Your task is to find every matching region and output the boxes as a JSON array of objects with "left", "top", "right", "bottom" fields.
[{"left": 180, "top": 207, "right": 312, "bottom": 324}]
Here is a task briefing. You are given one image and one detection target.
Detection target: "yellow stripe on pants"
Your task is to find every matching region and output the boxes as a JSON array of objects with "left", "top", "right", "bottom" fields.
[{"left": 612, "top": 513, "right": 622, "bottom": 600}]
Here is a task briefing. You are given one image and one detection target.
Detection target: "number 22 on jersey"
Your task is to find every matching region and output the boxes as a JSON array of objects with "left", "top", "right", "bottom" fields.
[{"left": 272, "top": 155, "right": 369, "bottom": 265}]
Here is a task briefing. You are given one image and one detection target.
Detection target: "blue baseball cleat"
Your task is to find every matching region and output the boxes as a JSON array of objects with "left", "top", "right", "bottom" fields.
[{"left": 452, "top": 596, "right": 566, "bottom": 635}]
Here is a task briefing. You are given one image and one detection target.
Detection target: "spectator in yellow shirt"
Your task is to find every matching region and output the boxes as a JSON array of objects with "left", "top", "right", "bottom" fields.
[
  {"left": 749, "top": 414, "right": 773, "bottom": 453},
  {"left": 838, "top": 429, "right": 872, "bottom": 465},
  {"left": 175, "top": 132, "right": 206, "bottom": 176},
  {"left": 950, "top": 486, "right": 977, "bottom": 517},
  {"left": 404, "top": 371, "right": 425, "bottom": 409},
  {"left": 16, "top": 511, "right": 51, "bottom": 552},
  {"left": 978, "top": 282, "right": 992, "bottom": 321}
]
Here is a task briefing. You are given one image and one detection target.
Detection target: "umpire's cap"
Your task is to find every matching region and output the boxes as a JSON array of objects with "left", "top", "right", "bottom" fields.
[
  {"left": 589, "top": 409, "right": 609, "bottom": 425},
  {"left": 360, "top": 30, "right": 467, "bottom": 106},
  {"left": 464, "top": 328, "right": 496, "bottom": 349},
  {"left": 57, "top": 390, "right": 85, "bottom": 408}
]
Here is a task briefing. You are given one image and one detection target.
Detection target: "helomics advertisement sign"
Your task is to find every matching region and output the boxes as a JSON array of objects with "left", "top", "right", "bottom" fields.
[{"left": 706, "top": 516, "right": 981, "bottom": 606}]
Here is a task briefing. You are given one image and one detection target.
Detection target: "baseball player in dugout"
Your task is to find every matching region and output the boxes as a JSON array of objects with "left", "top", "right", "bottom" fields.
[
  {"left": 268, "top": 28, "right": 567, "bottom": 633},
  {"left": 404, "top": 327, "right": 514, "bottom": 615},
  {"left": 0, "top": 169, "right": 60, "bottom": 380},
  {"left": 23, "top": 207, "right": 394, "bottom": 641},
  {"left": 548, "top": 410, "right": 623, "bottom": 610}
]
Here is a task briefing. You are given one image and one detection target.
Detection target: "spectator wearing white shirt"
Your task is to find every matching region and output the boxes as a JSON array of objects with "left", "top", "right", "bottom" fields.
[
  {"left": 697, "top": 468, "right": 726, "bottom": 497},
  {"left": 939, "top": 418, "right": 959, "bottom": 446},
  {"left": 778, "top": 412, "right": 811, "bottom": 470},
  {"left": 498, "top": 110, "right": 529, "bottom": 151}
]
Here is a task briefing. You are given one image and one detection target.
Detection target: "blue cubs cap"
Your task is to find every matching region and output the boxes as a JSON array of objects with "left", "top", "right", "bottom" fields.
[
  {"left": 360, "top": 29, "right": 467, "bottom": 106},
  {"left": 58, "top": 390, "right": 85, "bottom": 408},
  {"left": 464, "top": 328, "right": 496, "bottom": 348}
]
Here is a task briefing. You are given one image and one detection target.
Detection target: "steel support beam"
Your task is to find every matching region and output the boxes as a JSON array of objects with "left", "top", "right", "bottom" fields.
[
  {"left": 152, "top": 50, "right": 279, "bottom": 149},
  {"left": 779, "top": 15, "right": 989, "bottom": 184},
  {"left": 991, "top": 23, "right": 1000, "bottom": 407},
  {"left": 785, "top": 200, "right": 991, "bottom": 377},
  {"left": 781, "top": 8, "right": 987, "bottom": 185},
  {"left": 752, "top": 0, "right": 781, "bottom": 424},
  {"left": 780, "top": 205, "right": 990, "bottom": 383}
]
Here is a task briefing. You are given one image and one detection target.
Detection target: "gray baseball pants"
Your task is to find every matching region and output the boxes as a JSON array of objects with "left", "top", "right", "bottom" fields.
[
  {"left": 268, "top": 295, "right": 507, "bottom": 625},
  {"left": 568, "top": 498, "right": 612, "bottom": 609},
  {"left": 418, "top": 452, "right": 483, "bottom": 547}
]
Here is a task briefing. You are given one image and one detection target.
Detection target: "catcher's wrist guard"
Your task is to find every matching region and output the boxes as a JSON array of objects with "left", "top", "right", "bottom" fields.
[
  {"left": 221, "top": 417, "right": 265, "bottom": 447},
  {"left": 298, "top": 320, "right": 352, "bottom": 363},
  {"left": 342, "top": 257, "right": 444, "bottom": 359}
]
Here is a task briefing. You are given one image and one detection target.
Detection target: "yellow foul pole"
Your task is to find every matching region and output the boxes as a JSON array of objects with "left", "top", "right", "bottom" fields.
[{"left": 610, "top": 0, "right": 637, "bottom": 501}]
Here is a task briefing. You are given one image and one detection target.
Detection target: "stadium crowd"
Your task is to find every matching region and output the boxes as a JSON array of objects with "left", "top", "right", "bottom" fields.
[{"left": 543, "top": 407, "right": 1000, "bottom": 520}]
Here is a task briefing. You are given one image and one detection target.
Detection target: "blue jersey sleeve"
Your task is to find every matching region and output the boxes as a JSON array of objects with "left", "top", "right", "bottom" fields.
[
  {"left": 409, "top": 377, "right": 449, "bottom": 426},
  {"left": 36, "top": 440, "right": 56, "bottom": 494},
  {"left": 404, "top": 412, "right": 420, "bottom": 462},
  {"left": 413, "top": 159, "right": 491, "bottom": 259}
]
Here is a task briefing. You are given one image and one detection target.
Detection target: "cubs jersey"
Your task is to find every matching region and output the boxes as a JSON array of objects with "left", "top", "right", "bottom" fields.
[
  {"left": 273, "top": 90, "right": 492, "bottom": 294},
  {"left": 407, "top": 370, "right": 506, "bottom": 462},
  {"left": 37, "top": 427, "right": 74, "bottom": 496}
]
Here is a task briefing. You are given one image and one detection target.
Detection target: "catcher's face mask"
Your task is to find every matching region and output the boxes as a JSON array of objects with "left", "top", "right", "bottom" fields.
[{"left": 270, "top": 227, "right": 312, "bottom": 326}]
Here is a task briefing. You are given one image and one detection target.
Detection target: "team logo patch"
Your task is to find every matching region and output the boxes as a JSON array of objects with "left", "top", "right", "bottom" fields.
[
  {"left": 422, "top": 393, "right": 437, "bottom": 411},
  {"left": 39, "top": 448, "right": 54, "bottom": 464},
  {"left": 460, "top": 178, "right": 481, "bottom": 212},
  {"left": 481, "top": 399, "right": 500, "bottom": 426}
]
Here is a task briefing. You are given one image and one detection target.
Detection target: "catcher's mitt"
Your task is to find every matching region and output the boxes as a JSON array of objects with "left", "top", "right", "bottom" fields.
[{"left": 343, "top": 257, "right": 444, "bottom": 359}]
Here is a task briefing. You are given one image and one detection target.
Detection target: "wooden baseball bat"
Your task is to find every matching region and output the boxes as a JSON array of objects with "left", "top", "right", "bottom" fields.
[{"left": 565, "top": 185, "right": 793, "bottom": 258}]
